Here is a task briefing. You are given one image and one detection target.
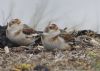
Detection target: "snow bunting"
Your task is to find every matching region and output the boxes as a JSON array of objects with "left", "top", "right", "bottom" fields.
[
  {"left": 6, "top": 19, "right": 39, "bottom": 46},
  {"left": 41, "top": 23, "right": 72, "bottom": 50}
]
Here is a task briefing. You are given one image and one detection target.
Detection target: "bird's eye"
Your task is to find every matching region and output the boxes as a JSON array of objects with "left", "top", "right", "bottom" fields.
[
  {"left": 8, "top": 22, "right": 15, "bottom": 27},
  {"left": 49, "top": 26, "right": 52, "bottom": 29},
  {"left": 11, "top": 21, "right": 15, "bottom": 24}
]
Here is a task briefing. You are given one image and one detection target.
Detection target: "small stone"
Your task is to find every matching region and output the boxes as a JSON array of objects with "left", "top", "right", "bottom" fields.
[{"left": 4, "top": 46, "right": 9, "bottom": 54}]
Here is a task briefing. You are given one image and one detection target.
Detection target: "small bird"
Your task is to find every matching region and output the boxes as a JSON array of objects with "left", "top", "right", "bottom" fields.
[
  {"left": 6, "top": 18, "right": 39, "bottom": 46},
  {"left": 41, "top": 23, "right": 72, "bottom": 50}
]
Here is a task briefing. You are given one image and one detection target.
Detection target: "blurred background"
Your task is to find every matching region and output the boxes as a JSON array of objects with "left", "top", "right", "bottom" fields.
[{"left": 0, "top": 0, "right": 100, "bottom": 33}]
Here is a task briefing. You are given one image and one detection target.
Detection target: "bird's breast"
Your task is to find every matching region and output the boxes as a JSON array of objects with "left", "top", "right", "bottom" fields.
[{"left": 42, "top": 36, "right": 66, "bottom": 50}]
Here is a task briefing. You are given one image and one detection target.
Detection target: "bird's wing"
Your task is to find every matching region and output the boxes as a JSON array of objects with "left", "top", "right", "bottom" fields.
[
  {"left": 59, "top": 33, "right": 74, "bottom": 42},
  {"left": 50, "top": 35, "right": 59, "bottom": 41},
  {"left": 22, "top": 24, "right": 36, "bottom": 35}
]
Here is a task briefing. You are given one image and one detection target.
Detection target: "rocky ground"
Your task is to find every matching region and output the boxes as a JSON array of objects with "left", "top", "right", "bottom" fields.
[{"left": 0, "top": 26, "right": 100, "bottom": 71}]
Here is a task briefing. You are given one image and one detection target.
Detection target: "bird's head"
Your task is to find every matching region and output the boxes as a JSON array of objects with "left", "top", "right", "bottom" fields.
[
  {"left": 7, "top": 19, "right": 21, "bottom": 29},
  {"left": 44, "top": 23, "right": 59, "bottom": 33}
]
